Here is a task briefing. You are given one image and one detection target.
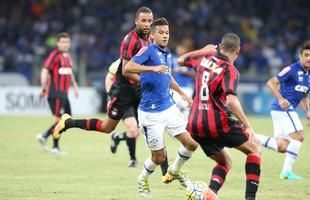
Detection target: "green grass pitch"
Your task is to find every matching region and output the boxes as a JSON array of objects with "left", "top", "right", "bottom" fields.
[{"left": 0, "top": 116, "right": 309, "bottom": 200}]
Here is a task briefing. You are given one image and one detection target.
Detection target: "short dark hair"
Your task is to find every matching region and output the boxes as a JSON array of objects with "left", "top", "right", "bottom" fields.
[
  {"left": 135, "top": 7, "right": 152, "bottom": 19},
  {"left": 57, "top": 32, "right": 70, "bottom": 41},
  {"left": 221, "top": 33, "right": 240, "bottom": 53},
  {"left": 300, "top": 41, "right": 310, "bottom": 54},
  {"left": 151, "top": 17, "right": 169, "bottom": 33}
]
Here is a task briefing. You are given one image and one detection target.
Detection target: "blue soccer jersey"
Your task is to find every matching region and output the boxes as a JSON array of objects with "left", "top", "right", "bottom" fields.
[
  {"left": 271, "top": 61, "right": 310, "bottom": 111},
  {"left": 132, "top": 44, "right": 175, "bottom": 112}
]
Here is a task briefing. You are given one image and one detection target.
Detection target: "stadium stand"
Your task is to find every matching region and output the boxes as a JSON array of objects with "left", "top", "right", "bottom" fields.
[{"left": 0, "top": 0, "right": 309, "bottom": 85}]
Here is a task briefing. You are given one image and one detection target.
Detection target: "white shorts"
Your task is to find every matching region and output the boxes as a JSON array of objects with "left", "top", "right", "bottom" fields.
[
  {"left": 138, "top": 104, "right": 188, "bottom": 150},
  {"left": 270, "top": 110, "right": 303, "bottom": 140}
]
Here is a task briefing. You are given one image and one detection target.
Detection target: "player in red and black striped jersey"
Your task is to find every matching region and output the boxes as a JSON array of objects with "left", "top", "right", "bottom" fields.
[
  {"left": 37, "top": 32, "right": 79, "bottom": 155},
  {"left": 178, "top": 33, "right": 261, "bottom": 200},
  {"left": 106, "top": 7, "right": 153, "bottom": 168}
]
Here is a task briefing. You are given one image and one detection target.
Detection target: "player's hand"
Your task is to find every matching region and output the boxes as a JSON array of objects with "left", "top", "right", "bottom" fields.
[
  {"left": 180, "top": 92, "right": 193, "bottom": 107},
  {"left": 40, "top": 89, "right": 47, "bottom": 99},
  {"left": 153, "top": 65, "right": 167, "bottom": 73},
  {"left": 73, "top": 85, "right": 79, "bottom": 97},
  {"left": 279, "top": 97, "right": 290, "bottom": 110}
]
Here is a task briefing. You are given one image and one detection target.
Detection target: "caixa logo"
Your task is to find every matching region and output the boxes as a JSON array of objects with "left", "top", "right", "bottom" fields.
[
  {"left": 295, "top": 85, "right": 308, "bottom": 93},
  {"left": 6, "top": 92, "right": 49, "bottom": 110},
  {"left": 58, "top": 67, "right": 72, "bottom": 75}
]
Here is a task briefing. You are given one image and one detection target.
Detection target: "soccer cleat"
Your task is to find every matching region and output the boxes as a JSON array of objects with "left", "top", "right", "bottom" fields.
[
  {"left": 202, "top": 187, "right": 218, "bottom": 200},
  {"left": 128, "top": 159, "right": 137, "bottom": 168},
  {"left": 280, "top": 171, "right": 303, "bottom": 180},
  {"left": 53, "top": 114, "right": 71, "bottom": 139},
  {"left": 36, "top": 134, "right": 48, "bottom": 151},
  {"left": 51, "top": 147, "right": 66, "bottom": 156},
  {"left": 110, "top": 132, "right": 120, "bottom": 154},
  {"left": 138, "top": 176, "right": 151, "bottom": 198},
  {"left": 163, "top": 168, "right": 189, "bottom": 188}
]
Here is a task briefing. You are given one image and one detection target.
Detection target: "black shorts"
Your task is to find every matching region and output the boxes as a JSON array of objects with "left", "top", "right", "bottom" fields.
[
  {"left": 122, "top": 106, "right": 137, "bottom": 120},
  {"left": 193, "top": 125, "right": 249, "bottom": 157},
  {"left": 48, "top": 97, "right": 71, "bottom": 117},
  {"left": 107, "top": 94, "right": 139, "bottom": 120}
]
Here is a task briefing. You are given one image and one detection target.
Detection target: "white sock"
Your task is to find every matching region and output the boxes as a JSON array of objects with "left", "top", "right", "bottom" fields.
[
  {"left": 171, "top": 145, "right": 194, "bottom": 171},
  {"left": 282, "top": 140, "right": 302, "bottom": 173},
  {"left": 255, "top": 133, "right": 278, "bottom": 152},
  {"left": 139, "top": 157, "right": 158, "bottom": 180}
]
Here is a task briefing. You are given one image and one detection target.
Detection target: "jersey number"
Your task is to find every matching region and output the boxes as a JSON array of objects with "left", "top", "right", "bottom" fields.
[{"left": 200, "top": 71, "right": 210, "bottom": 100}]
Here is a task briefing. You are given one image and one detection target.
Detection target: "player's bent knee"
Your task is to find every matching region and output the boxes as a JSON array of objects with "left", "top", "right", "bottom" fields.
[
  {"left": 153, "top": 155, "right": 166, "bottom": 165},
  {"left": 277, "top": 146, "right": 287, "bottom": 153},
  {"left": 151, "top": 149, "right": 166, "bottom": 165},
  {"left": 290, "top": 131, "right": 304, "bottom": 142},
  {"left": 126, "top": 127, "right": 139, "bottom": 138}
]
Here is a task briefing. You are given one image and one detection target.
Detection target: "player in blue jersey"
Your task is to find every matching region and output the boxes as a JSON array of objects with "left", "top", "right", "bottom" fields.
[
  {"left": 255, "top": 41, "right": 310, "bottom": 180},
  {"left": 124, "top": 17, "right": 199, "bottom": 198}
]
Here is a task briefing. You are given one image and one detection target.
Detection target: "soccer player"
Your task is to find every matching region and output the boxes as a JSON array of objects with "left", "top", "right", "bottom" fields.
[
  {"left": 255, "top": 41, "right": 310, "bottom": 180},
  {"left": 178, "top": 33, "right": 261, "bottom": 200},
  {"left": 105, "top": 58, "right": 139, "bottom": 167},
  {"left": 53, "top": 7, "right": 170, "bottom": 174},
  {"left": 124, "top": 17, "right": 198, "bottom": 198},
  {"left": 37, "top": 32, "right": 79, "bottom": 155}
]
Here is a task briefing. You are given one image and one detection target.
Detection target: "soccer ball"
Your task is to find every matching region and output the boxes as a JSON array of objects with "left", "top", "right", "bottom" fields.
[{"left": 185, "top": 181, "right": 206, "bottom": 200}]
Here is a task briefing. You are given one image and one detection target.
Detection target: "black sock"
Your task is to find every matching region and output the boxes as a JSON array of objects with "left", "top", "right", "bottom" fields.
[
  {"left": 126, "top": 137, "right": 136, "bottom": 160},
  {"left": 160, "top": 154, "right": 169, "bottom": 176},
  {"left": 53, "top": 138, "right": 59, "bottom": 148},
  {"left": 209, "top": 164, "right": 229, "bottom": 193},
  {"left": 245, "top": 154, "right": 261, "bottom": 199},
  {"left": 65, "top": 118, "right": 103, "bottom": 131},
  {"left": 42, "top": 124, "right": 57, "bottom": 138}
]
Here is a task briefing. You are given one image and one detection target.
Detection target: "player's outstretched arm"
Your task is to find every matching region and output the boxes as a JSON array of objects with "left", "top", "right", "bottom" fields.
[
  {"left": 267, "top": 76, "right": 289, "bottom": 110},
  {"left": 177, "top": 44, "right": 217, "bottom": 66}
]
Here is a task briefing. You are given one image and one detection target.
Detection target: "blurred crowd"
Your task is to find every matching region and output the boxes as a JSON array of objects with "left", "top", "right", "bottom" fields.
[{"left": 0, "top": 0, "right": 309, "bottom": 85}]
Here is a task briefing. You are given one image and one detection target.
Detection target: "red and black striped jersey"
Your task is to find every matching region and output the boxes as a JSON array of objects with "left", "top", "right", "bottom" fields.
[
  {"left": 111, "top": 28, "right": 151, "bottom": 95},
  {"left": 185, "top": 51, "right": 239, "bottom": 138},
  {"left": 44, "top": 50, "right": 73, "bottom": 98}
]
